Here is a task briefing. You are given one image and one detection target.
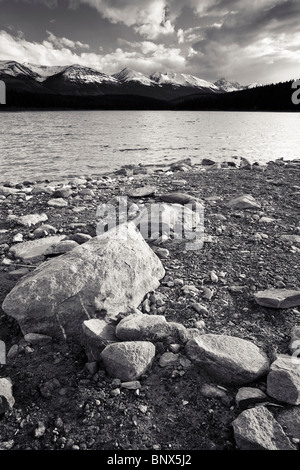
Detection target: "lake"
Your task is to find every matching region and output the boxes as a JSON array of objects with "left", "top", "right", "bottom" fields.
[{"left": 0, "top": 110, "right": 299, "bottom": 184}]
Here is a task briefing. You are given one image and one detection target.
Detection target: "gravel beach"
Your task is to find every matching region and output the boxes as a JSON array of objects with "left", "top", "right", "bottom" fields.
[{"left": 0, "top": 157, "right": 300, "bottom": 452}]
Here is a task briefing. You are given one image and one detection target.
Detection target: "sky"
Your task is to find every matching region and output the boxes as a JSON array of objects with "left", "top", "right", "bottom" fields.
[{"left": 0, "top": 0, "right": 299, "bottom": 85}]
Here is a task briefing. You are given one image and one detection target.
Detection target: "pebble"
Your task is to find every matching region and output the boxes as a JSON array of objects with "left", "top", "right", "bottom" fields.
[
  {"left": 34, "top": 421, "right": 46, "bottom": 438},
  {"left": 13, "top": 233, "right": 23, "bottom": 243}
]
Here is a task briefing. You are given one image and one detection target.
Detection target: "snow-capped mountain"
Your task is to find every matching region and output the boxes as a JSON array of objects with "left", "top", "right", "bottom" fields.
[
  {"left": 0, "top": 60, "right": 39, "bottom": 80},
  {"left": 57, "top": 65, "right": 119, "bottom": 85},
  {"left": 248, "top": 82, "right": 263, "bottom": 89},
  {"left": 23, "top": 63, "right": 67, "bottom": 81},
  {"left": 150, "top": 71, "right": 218, "bottom": 91},
  {"left": 214, "top": 78, "right": 246, "bottom": 93},
  {"left": 0, "top": 60, "right": 263, "bottom": 100},
  {"left": 214, "top": 77, "right": 263, "bottom": 93},
  {"left": 113, "top": 68, "right": 153, "bottom": 86}
]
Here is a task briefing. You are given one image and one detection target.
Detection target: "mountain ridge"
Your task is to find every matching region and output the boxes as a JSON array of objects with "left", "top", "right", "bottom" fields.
[{"left": 0, "top": 60, "right": 262, "bottom": 98}]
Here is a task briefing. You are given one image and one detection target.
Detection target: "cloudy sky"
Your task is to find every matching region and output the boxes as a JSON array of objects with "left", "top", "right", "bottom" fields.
[{"left": 0, "top": 0, "right": 299, "bottom": 85}]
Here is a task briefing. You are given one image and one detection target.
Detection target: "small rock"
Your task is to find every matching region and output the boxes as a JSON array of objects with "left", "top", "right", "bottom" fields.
[
  {"left": 0, "top": 440, "right": 14, "bottom": 450},
  {"left": 34, "top": 421, "right": 46, "bottom": 438},
  {"left": 0, "top": 378, "right": 15, "bottom": 413},
  {"left": 24, "top": 333, "right": 52, "bottom": 345},
  {"left": 200, "top": 384, "right": 228, "bottom": 400},
  {"left": 101, "top": 341, "right": 156, "bottom": 381},
  {"left": 33, "top": 224, "right": 57, "bottom": 238},
  {"left": 13, "top": 233, "right": 23, "bottom": 243},
  {"left": 191, "top": 303, "right": 209, "bottom": 315},
  {"left": 47, "top": 198, "right": 68, "bottom": 208},
  {"left": 69, "top": 233, "right": 92, "bottom": 244},
  {"left": 121, "top": 381, "right": 141, "bottom": 390},
  {"left": 281, "top": 235, "right": 300, "bottom": 244},
  {"left": 159, "top": 352, "right": 180, "bottom": 368},
  {"left": 235, "top": 387, "right": 268, "bottom": 410},
  {"left": 289, "top": 326, "right": 300, "bottom": 355},
  {"left": 227, "top": 195, "right": 261, "bottom": 210},
  {"left": 16, "top": 213, "right": 48, "bottom": 227},
  {"left": 128, "top": 186, "right": 156, "bottom": 198},
  {"left": 0, "top": 340, "right": 6, "bottom": 365},
  {"left": 8, "top": 268, "right": 30, "bottom": 280},
  {"left": 44, "top": 240, "right": 79, "bottom": 255}
]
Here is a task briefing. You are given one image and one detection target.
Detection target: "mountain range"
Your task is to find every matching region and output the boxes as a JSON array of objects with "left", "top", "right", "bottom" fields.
[
  {"left": 0, "top": 60, "right": 297, "bottom": 112},
  {"left": 0, "top": 60, "right": 262, "bottom": 99}
]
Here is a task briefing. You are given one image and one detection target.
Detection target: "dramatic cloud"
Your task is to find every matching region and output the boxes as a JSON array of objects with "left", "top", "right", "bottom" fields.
[
  {"left": 186, "top": 0, "right": 300, "bottom": 82},
  {"left": 0, "top": 29, "right": 186, "bottom": 75},
  {"left": 0, "top": 0, "right": 299, "bottom": 83},
  {"left": 76, "top": 0, "right": 175, "bottom": 39}
]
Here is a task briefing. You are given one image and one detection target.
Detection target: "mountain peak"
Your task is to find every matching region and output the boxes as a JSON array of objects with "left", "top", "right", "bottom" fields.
[{"left": 113, "top": 68, "right": 153, "bottom": 86}]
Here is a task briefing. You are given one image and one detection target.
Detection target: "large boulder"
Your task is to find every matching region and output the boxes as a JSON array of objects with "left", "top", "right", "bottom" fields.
[
  {"left": 232, "top": 407, "right": 295, "bottom": 450},
  {"left": 2, "top": 222, "right": 165, "bottom": 342},
  {"left": 185, "top": 334, "right": 270, "bottom": 385}
]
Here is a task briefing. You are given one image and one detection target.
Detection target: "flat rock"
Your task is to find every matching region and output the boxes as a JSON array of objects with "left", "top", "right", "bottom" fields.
[
  {"left": 232, "top": 406, "right": 295, "bottom": 450},
  {"left": 100, "top": 341, "right": 156, "bottom": 381},
  {"left": 235, "top": 387, "right": 268, "bottom": 410},
  {"left": 267, "top": 355, "right": 300, "bottom": 405},
  {"left": 227, "top": 194, "right": 261, "bottom": 210},
  {"left": 159, "top": 192, "right": 202, "bottom": 205},
  {"left": 8, "top": 268, "right": 30, "bottom": 280},
  {"left": 281, "top": 235, "right": 300, "bottom": 244},
  {"left": 47, "top": 198, "right": 68, "bottom": 208},
  {"left": 69, "top": 233, "right": 92, "bottom": 244},
  {"left": 128, "top": 186, "right": 156, "bottom": 198},
  {"left": 44, "top": 240, "right": 79, "bottom": 255},
  {"left": 254, "top": 289, "right": 300, "bottom": 309},
  {"left": 116, "top": 313, "right": 187, "bottom": 342},
  {"left": 9, "top": 235, "right": 66, "bottom": 261},
  {"left": 16, "top": 213, "right": 48, "bottom": 227},
  {"left": 23, "top": 333, "right": 52, "bottom": 345},
  {"left": 0, "top": 186, "right": 20, "bottom": 196},
  {"left": 2, "top": 222, "right": 165, "bottom": 341},
  {"left": 185, "top": 334, "right": 270, "bottom": 385},
  {"left": 82, "top": 319, "right": 118, "bottom": 361}
]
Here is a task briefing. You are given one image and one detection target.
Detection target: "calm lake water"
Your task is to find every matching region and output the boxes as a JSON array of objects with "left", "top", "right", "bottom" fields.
[{"left": 0, "top": 110, "right": 299, "bottom": 184}]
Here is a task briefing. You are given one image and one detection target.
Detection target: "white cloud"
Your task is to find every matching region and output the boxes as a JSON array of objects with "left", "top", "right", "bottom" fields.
[
  {"left": 77, "top": 0, "right": 175, "bottom": 39},
  {"left": 0, "top": 30, "right": 186, "bottom": 75},
  {"left": 46, "top": 31, "right": 90, "bottom": 50}
]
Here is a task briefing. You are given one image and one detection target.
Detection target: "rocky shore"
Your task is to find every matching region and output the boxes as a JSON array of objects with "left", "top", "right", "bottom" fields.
[{"left": 0, "top": 156, "right": 300, "bottom": 451}]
